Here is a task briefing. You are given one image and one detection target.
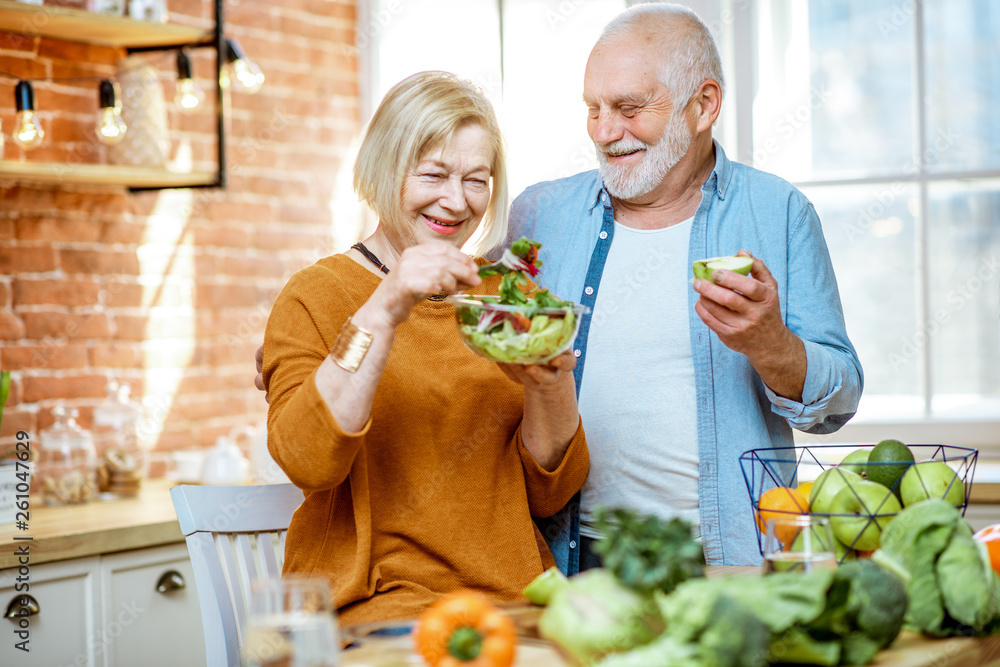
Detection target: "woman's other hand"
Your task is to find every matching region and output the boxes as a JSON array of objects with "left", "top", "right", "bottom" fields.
[
  {"left": 495, "top": 349, "right": 577, "bottom": 390},
  {"left": 372, "top": 241, "right": 481, "bottom": 327},
  {"left": 503, "top": 349, "right": 579, "bottom": 471},
  {"left": 254, "top": 344, "right": 269, "bottom": 404}
]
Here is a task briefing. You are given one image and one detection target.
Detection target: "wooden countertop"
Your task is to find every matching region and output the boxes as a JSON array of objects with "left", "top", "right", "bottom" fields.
[
  {"left": 341, "top": 568, "right": 1000, "bottom": 667},
  {"left": 340, "top": 634, "right": 1000, "bottom": 667},
  {"left": 0, "top": 478, "right": 183, "bottom": 569}
]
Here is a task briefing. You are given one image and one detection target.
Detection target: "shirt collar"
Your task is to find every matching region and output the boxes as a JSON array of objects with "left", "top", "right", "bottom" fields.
[
  {"left": 588, "top": 137, "right": 734, "bottom": 212},
  {"left": 704, "top": 139, "right": 734, "bottom": 201}
]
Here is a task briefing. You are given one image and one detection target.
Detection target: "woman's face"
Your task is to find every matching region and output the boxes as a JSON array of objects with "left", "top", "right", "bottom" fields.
[{"left": 399, "top": 123, "right": 493, "bottom": 250}]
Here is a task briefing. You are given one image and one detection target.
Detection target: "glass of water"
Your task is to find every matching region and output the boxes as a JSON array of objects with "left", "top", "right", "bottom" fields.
[
  {"left": 763, "top": 515, "right": 838, "bottom": 575},
  {"left": 242, "top": 576, "right": 340, "bottom": 667}
]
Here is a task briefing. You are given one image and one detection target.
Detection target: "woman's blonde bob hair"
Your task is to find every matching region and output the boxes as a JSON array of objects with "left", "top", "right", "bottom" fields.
[{"left": 353, "top": 71, "right": 509, "bottom": 257}]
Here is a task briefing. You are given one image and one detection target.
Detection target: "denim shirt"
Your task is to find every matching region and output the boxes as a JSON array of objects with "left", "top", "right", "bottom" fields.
[{"left": 508, "top": 142, "right": 863, "bottom": 569}]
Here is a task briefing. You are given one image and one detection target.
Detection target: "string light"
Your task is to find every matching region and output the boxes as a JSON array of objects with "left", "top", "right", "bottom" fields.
[
  {"left": 12, "top": 81, "right": 45, "bottom": 151},
  {"left": 174, "top": 49, "right": 205, "bottom": 113},
  {"left": 3, "top": 38, "right": 248, "bottom": 143},
  {"left": 224, "top": 38, "right": 264, "bottom": 94},
  {"left": 95, "top": 79, "right": 127, "bottom": 145}
]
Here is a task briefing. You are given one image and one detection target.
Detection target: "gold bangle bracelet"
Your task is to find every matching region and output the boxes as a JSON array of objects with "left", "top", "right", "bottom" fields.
[{"left": 330, "top": 317, "right": 373, "bottom": 373}]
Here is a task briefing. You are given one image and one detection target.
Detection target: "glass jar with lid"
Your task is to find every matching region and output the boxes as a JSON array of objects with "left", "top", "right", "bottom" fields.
[
  {"left": 93, "top": 380, "right": 146, "bottom": 500},
  {"left": 38, "top": 405, "right": 99, "bottom": 506}
]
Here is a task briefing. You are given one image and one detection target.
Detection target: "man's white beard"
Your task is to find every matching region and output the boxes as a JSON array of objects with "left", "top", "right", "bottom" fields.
[{"left": 596, "top": 110, "right": 692, "bottom": 200}]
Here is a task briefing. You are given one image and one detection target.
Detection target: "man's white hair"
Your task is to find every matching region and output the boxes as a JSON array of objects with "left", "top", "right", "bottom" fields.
[{"left": 597, "top": 3, "right": 725, "bottom": 110}]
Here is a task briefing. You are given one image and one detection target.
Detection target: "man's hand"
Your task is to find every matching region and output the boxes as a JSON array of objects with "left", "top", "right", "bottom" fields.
[
  {"left": 692, "top": 250, "right": 806, "bottom": 401},
  {"left": 255, "top": 344, "right": 269, "bottom": 404}
]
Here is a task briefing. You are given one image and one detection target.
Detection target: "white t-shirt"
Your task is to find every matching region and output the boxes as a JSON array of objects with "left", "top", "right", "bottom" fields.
[{"left": 578, "top": 218, "right": 700, "bottom": 538}]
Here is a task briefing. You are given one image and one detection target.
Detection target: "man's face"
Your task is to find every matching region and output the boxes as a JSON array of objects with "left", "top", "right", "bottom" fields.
[{"left": 584, "top": 38, "right": 693, "bottom": 200}]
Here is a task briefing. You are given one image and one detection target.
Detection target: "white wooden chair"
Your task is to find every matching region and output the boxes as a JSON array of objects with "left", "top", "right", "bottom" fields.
[{"left": 170, "top": 483, "right": 303, "bottom": 667}]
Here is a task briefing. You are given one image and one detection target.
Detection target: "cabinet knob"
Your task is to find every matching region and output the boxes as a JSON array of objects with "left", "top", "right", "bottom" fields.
[
  {"left": 5, "top": 594, "right": 40, "bottom": 620},
  {"left": 155, "top": 569, "right": 186, "bottom": 594}
]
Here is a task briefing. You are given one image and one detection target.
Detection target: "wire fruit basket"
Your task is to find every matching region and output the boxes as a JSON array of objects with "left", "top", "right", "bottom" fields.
[{"left": 739, "top": 444, "right": 977, "bottom": 562}]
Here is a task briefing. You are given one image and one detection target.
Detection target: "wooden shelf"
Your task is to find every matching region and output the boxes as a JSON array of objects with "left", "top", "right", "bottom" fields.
[
  {"left": 0, "top": 159, "right": 217, "bottom": 188},
  {"left": 0, "top": 0, "right": 210, "bottom": 47},
  {"left": 0, "top": 0, "right": 224, "bottom": 190}
]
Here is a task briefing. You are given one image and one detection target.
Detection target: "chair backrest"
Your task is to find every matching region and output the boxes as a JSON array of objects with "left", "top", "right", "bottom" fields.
[{"left": 170, "top": 483, "right": 303, "bottom": 667}]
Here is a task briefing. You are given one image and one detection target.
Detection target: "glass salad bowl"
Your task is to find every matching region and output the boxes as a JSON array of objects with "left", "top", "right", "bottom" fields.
[{"left": 448, "top": 295, "right": 588, "bottom": 365}]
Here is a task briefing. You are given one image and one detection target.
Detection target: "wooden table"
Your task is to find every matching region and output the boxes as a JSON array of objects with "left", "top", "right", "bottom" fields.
[{"left": 339, "top": 567, "right": 1000, "bottom": 667}]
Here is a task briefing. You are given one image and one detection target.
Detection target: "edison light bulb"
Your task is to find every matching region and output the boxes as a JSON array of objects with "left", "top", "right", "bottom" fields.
[
  {"left": 175, "top": 50, "right": 205, "bottom": 113},
  {"left": 95, "top": 80, "right": 127, "bottom": 146},
  {"left": 232, "top": 58, "right": 265, "bottom": 93},
  {"left": 12, "top": 81, "right": 45, "bottom": 151},
  {"left": 225, "top": 39, "right": 264, "bottom": 94}
]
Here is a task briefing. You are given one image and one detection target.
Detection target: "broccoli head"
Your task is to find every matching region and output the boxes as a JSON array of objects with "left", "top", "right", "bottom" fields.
[{"left": 837, "top": 559, "right": 908, "bottom": 649}]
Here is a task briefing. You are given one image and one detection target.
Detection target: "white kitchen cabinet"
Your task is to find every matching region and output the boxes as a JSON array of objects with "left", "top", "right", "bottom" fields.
[
  {"left": 0, "top": 556, "right": 101, "bottom": 667},
  {"left": 0, "top": 545, "right": 206, "bottom": 667},
  {"left": 100, "top": 543, "right": 206, "bottom": 667}
]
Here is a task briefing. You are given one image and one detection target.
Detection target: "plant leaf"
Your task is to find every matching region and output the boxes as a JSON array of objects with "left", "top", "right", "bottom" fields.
[{"left": 0, "top": 371, "right": 10, "bottom": 430}]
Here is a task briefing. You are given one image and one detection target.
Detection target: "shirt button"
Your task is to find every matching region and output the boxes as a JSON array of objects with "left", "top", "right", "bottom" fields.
[
  {"left": 599, "top": 231, "right": 608, "bottom": 240},
  {"left": 584, "top": 286, "right": 594, "bottom": 295},
  {"left": 573, "top": 349, "right": 581, "bottom": 358},
  {"left": 569, "top": 540, "right": 577, "bottom": 549}
]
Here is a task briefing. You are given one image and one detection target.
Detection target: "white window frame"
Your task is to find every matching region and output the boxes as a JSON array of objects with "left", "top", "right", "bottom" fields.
[
  {"left": 722, "top": 0, "right": 1000, "bottom": 451},
  {"left": 356, "top": 0, "right": 1000, "bottom": 453}
]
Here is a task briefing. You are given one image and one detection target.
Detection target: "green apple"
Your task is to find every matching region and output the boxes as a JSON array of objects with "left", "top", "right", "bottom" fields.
[
  {"left": 809, "top": 467, "right": 863, "bottom": 515},
  {"left": 692, "top": 256, "right": 753, "bottom": 283},
  {"left": 839, "top": 448, "right": 870, "bottom": 476},
  {"left": 522, "top": 566, "right": 568, "bottom": 605},
  {"left": 828, "top": 480, "right": 902, "bottom": 551},
  {"left": 899, "top": 461, "right": 965, "bottom": 508}
]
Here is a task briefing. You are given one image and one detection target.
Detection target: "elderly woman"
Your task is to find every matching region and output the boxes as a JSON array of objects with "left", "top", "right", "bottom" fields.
[{"left": 262, "top": 71, "right": 588, "bottom": 625}]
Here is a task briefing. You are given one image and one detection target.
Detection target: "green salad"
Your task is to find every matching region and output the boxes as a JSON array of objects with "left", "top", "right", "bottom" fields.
[{"left": 452, "top": 237, "right": 582, "bottom": 364}]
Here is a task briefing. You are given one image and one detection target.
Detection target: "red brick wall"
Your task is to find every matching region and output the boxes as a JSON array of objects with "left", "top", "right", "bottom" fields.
[{"left": 0, "top": 0, "right": 360, "bottom": 467}]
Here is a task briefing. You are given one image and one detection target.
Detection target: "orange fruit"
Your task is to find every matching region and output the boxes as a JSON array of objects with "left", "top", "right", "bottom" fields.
[
  {"left": 973, "top": 523, "right": 1000, "bottom": 575},
  {"left": 797, "top": 481, "right": 815, "bottom": 499},
  {"left": 757, "top": 486, "right": 810, "bottom": 544}
]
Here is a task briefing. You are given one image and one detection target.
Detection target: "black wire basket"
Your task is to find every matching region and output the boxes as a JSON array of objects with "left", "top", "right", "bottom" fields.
[{"left": 739, "top": 444, "right": 978, "bottom": 562}]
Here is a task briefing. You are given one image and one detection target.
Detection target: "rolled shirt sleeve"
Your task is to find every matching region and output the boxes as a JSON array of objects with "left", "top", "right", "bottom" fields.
[
  {"left": 516, "top": 418, "right": 589, "bottom": 519},
  {"left": 768, "top": 202, "right": 864, "bottom": 434}
]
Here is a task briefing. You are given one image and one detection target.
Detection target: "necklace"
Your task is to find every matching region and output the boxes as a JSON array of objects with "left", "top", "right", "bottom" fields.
[
  {"left": 350, "top": 241, "right": 447, "bottom": 301},
  {"left": 351, "top": 242, "right": 389, "bottom": 275}
]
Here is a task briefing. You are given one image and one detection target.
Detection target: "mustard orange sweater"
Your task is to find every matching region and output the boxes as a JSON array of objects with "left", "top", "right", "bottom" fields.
[{"left": 263, "top": 255, "right": 589, "bottom": 626}]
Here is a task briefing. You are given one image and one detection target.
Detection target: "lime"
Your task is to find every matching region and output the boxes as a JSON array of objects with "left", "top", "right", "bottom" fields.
[
  {"left": 866, "top": 439, "right": 914, "bottom": 495},
  {"left": 522, "top": 566, "right": 568, "bottom": 605},
  {"left": 839, "top": 448, "right": 870, "bottom": 476}
]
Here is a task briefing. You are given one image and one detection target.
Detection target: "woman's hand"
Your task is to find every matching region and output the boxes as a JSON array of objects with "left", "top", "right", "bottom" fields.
[
  {"left": 505, "top": 349, "right": 580, "bottom": 471},
  {"left": 372, "top": 241, "right": 482, "bottom": 327},
  {"left": 495, "top": 349, "right": 577, "bottom": 390}
]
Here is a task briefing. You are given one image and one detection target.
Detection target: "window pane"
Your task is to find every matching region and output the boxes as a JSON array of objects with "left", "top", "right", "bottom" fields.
[
  {"left": 924, "top": 0, "right": 1000, "bottom": 173},
  {"left": 802, "top": 184, "right": 920, "bottom": 398},
  {"left": 753, "top": 0, "right": 914, "bottom": 181},
  {"left": 928, "top": 181, "right": 1000, "bottom": 407},
  {"left": 370, "top": 0, "right": 502, "bottom": 109},
  {"left": 501, "top": 0, "right": 625, "bottom": 197}
]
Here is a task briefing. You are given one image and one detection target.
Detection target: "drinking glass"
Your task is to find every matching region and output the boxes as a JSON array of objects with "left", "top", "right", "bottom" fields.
[
  {"left": 763, "top": 515, "right": 838, "bottom": 575},
  {"left": 242, "top": 576, "right": 340, "bottom": 667}
]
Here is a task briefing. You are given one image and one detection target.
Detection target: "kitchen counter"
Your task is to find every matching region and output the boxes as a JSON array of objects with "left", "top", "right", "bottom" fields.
[
  {"left": 0, "top": 477, "right": 183, "bottom": 569},
  {"left": 341, "top": 583, "right": 1000, "bottom": 667}
]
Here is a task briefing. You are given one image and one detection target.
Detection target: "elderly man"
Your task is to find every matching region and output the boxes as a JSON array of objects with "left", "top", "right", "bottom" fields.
[{"left": 512, "top": 3, "right": 862, "bottom": 570}]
